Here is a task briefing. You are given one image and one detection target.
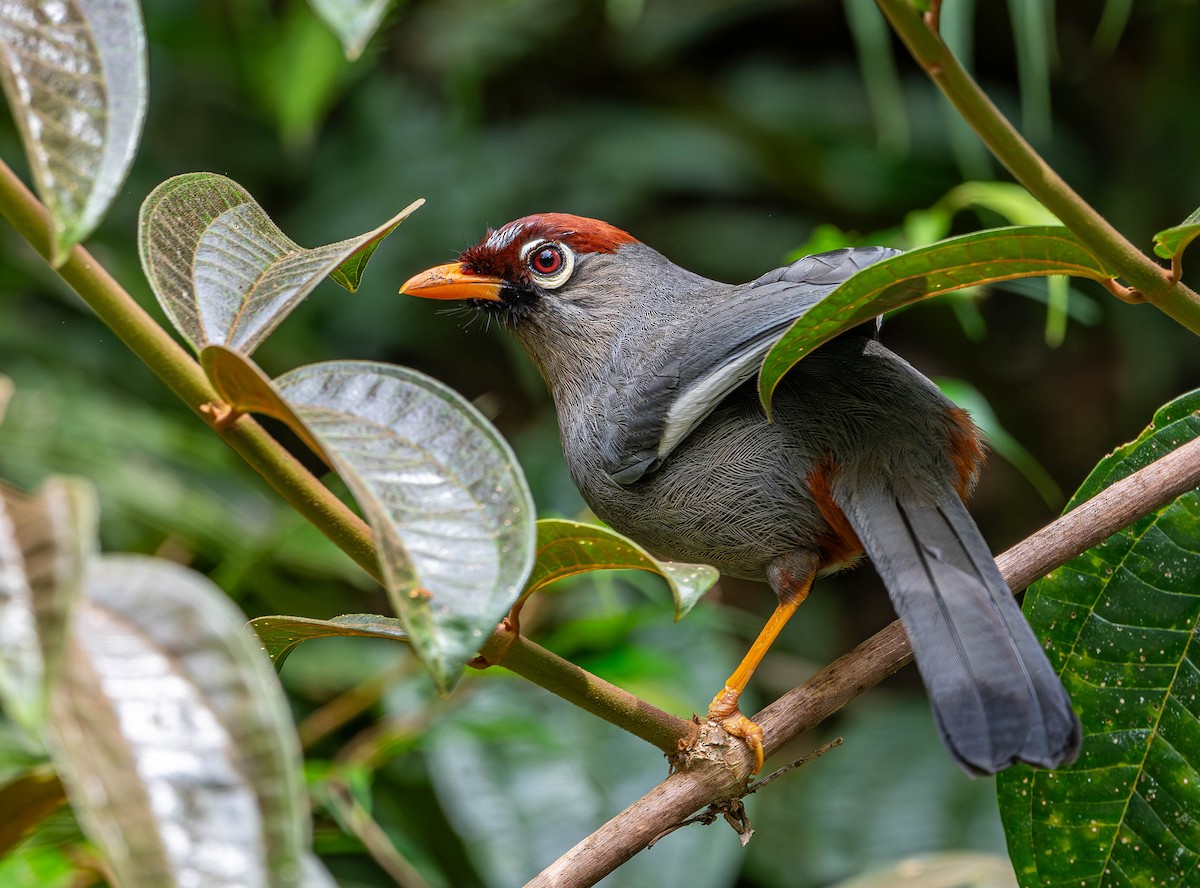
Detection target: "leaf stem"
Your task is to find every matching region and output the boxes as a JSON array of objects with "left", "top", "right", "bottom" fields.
[{"left": 874, "top": 0, "right": 1200, "bottom": 333}]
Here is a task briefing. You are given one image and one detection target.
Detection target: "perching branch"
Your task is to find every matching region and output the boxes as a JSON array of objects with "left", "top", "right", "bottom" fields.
[
  {"left": 874, "top": 0, "right": 1200, "bottom": 334},
  {"left": 528, "top": 433, "right": 1200, "bottom": 888}
]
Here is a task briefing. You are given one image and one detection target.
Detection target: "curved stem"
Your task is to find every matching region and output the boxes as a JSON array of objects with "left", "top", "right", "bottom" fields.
[{"left": 875, "top": 0, "right": 1200, "bottom": 333}]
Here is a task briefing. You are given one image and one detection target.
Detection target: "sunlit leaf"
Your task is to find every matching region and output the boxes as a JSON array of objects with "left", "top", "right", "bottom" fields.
[
  {"left": 137, "top": 172, "right": 422, "bottom": 354},
  {"left": 525, "top": 519, "right": 717, "bottom": 621},
  {"left": 0, "top": 477, "right": 95, "bottom": 731},
  {"left": 47, "top": 555, "right": 310, "bottom": 888},
  {"left": 827, "top": 851, "right": 1018, "bottom": 887},
  {"left": 0, "top": 0, "right": 147, "bottom": 265},
  {"left": 997, "top": 389, "right": 1200, "bottom": 888},
  {"left": 200, "top": 345, "right": 329, "bottom": 462},
  {"left": 274, "top": 361, "right": 536, "bottom": 693},
  {"left": 249, "top": 613, "right": 408, "bottom": 669},
  {"left": 1152, "top": 207, "right": 1200, "bottom": 261},
  {"left": 759, "top": 227, "right": 1119, "bottom": 412},
  {"left": 306, "top": 0, "right": 393, "bottom": 61},
  {"left": 0, "top": 766, "right": 66, "bottom": 857},
  {"left": 0, "top": 375, "right": 11, "bottom": 424}
]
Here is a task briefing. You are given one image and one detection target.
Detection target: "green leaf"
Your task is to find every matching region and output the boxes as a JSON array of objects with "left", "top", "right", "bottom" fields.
[
  {"left": 0, "top": 477, "right": 95, "bottom": 732},
  {"left": 47, "top": 555, "right": 311, "bottom": 888},
  {"left": 758, "top": 226, "right": 1119, "bottom": 412},
  {"left": 1153, "top": 207, "right": 1200, "bottom": 261},
  {"left": 525, "top": 519, "right": 717, "bottom": 621},
  {"left": 0, "top": 0, "right": 147, "bottom": 265},
  {"left": 997, "top": 389, "right": 1200, "bottom": 888},
  {"left": 249, "top": 613, "right": 409, "bottom": 669},
  {"left": 273, "top": 361, "right": 536, "bottom": 693},
  {"left": 137, "top": 172, "right": 422, "bottom": 354},
  {"left": 0, "top": 766, "right": 65, "bottom": 857},
  {"left": 306, "top": 0, "right": 394, "bottom": 61}
]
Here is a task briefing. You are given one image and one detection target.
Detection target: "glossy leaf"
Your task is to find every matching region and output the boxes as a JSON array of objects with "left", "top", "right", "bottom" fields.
[
  {"left": 200, "top": 345, "right": 329, "bottom": 462},
  {"left": 274, "top": 361, "right": 536, "bottom": 692},
  {"left": 0, "top": 477, "right": 95, "bottom": 731},
  {"left": 758, "top": 226, "right": 1118, "bottom": 411},
  {"left": 250, "top": 613, "right": 409, "bottom": 669},
  {"left": 526, "top": 519, "right": 717, "bottom": 621},
  {"left": 0, "top": 0, "right": 147, "bottom": 265},
  {"left": 47, "top": 555, "right": 310, "bottom": 888},
  {"left": 138, "top": 172, "right": 422, "bottom": 354},
  {"left": 306, "top": 0, "right": 393, "bottom": 61},
  {"left": 1153, "top": 207, "right": 1200, "bottom": 261},
  {"left": 997, "top": 389, "right": 1200, "bottom": 888}
]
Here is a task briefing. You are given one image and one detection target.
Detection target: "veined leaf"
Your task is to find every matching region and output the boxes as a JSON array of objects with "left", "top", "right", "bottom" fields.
[
  {"left": 1153, "top": 207, "right": 1200, "bottom": 261},
  {"left": 138, "top": 172, "right": 422, "bottom": 354},
  {"left": 273, "top": 361, "right": 536, "bottom": 693},
  {"left": 0, "top": 0, "right": 147, "bottom": 265},
  {"left": 525, "top": 519, "right": 717, "bottom": 621},
  {"left": 48, "top": 555, "right": 311, "bottom": 888},
  {"left": 306, "top": 0, "right": 393, "bottom": 61},
  {"left": 997, "top": 389, "right": 1200, "bottom": 888},
  {"left": 0, "top": 477, "right": 95, "bottom": 732},
  {"left": 250, "top": 613, "right": 408, "bottom": 669},
  {"left": 758, "top": 226, "right": 1118, "bottom": 412}
]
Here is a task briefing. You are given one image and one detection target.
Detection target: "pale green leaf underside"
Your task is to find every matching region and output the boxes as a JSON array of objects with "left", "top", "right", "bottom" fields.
[
  {"left": 48, "top": 555, "right": 309, "bottom": 888},
  {"left": 306, "top": 0, "right": 393, "bottom": 61},
  {"left": 527, "top": 519, "right": 718, "bottom": 621},
  {"left": 0, "top": 0, "right": 147, "bottom": 265},
  {"left": 1153, "top": 208, "right": 1200, "bottom": 261},
  {"left": 250, "top": 613, "right": 409, "bottom": 669},
  {"left": 759, "top": 226, "right": 1118, "bottom": 412},
  {"left": 274, "top": 361, "right": 536, "bottom": 692},
  {"left": 0, "top": 476, "right": 94, "bottom": 732},
  {"left": 997, "top": 390, "right": 1200, "bottom": 888},
  {"left": 138, "top": 171, "right": 422, "bottom": 355}
]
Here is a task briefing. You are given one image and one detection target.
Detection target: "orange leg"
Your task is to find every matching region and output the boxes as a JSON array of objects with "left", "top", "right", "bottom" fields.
[{"left": 706, "top": 571, "right": 813, "bottom": 773}]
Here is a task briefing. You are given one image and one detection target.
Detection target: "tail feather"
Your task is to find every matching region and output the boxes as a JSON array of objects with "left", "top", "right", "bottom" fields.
[{"left": 837, "top": 480, "right": 1080, "bottom": 775}]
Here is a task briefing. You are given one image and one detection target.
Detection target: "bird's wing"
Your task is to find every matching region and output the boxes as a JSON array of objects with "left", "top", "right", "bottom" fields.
[{"left": 600, "top": 245, "right": 901, "bottom": 484}]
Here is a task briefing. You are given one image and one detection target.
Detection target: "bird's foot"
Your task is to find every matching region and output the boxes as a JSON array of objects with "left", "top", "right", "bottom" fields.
[{"left": 706, "top": 686, "right": 764, "bottom": 774}]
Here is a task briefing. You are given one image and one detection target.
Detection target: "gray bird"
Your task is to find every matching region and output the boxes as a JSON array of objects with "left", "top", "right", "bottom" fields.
[{"left": 400, "top": 213, "right": 1081, "bottom": 775}]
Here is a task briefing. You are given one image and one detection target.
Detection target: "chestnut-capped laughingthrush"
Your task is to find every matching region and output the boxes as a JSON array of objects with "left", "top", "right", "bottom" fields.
[{"left": 400, "top": 213, "right": 1081, "bottom": 776}]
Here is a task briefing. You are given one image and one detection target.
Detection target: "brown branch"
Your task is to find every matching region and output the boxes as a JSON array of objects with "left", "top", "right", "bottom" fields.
[{"left": 527, "top": 433, "right": 1200, "bottom": 888}]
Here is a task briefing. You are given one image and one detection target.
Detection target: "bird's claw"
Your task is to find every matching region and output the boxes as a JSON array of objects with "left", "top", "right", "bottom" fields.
[{"left": 706, "top": 686, "right": 764, "bottom": 774}]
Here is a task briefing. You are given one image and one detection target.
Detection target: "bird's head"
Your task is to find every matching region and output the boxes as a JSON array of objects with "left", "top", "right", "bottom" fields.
[{"left": 398, "top": 213, "right": 654, "bottom": 328}]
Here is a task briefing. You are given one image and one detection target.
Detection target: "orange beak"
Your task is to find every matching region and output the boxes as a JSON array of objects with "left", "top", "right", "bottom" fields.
[{"left": 399, "top": 262, "right": 504, "bottom": 302}]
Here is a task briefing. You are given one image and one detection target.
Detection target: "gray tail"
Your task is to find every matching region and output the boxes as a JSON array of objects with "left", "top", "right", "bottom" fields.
[{"left": 836, "top": 480, "right": 1081, "bottom": 775}]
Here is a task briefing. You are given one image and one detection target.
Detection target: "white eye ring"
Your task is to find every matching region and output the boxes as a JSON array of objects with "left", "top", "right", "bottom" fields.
[{"left": 520, "top": 239, "right": 575, "bottom": 289}]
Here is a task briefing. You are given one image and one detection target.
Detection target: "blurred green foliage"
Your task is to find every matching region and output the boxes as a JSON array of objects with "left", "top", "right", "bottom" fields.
[{"left": 2, "top": 1, "right": 1199, "bottom": 885}]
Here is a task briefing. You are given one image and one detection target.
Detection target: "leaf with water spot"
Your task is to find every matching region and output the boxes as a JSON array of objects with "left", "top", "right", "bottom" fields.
[
  {"left": 250, "top": 613, "right": 409, "bottom": 669},
  {"left": 273, "top": 361, "right": 536, "bottom": 693},
  {"left": 758, "top": 227, "right": 1118, "bottom": 412},
  {"left": 997, "top": 389, "right": 1200, "bottom": 888},
  {"left": 47, "top": 554, "right": 312, "bottom": 888},
  {"left": 524, "top": 519, "right": 717, "bottom": 621},
  {"left": 0, "top": 0, "right": 148, "bottom": 265},
  {"left": 138, "top": 172, "right": 422, "bottom": 354}
]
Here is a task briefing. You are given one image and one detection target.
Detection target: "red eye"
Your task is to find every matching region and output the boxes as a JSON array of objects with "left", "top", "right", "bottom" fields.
[{"left": 529, "top": 244, "right": 565, "bottom": 275}]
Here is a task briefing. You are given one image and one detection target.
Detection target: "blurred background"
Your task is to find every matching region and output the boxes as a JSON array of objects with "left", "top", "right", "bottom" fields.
[{"left": 1, "top": 1, "right": 1198, "bottom": 886}]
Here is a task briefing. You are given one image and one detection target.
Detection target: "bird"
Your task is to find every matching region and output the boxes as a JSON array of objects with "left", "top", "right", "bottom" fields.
[{"left": 399, "top": 212, "right": 1081, "bottom": 776}]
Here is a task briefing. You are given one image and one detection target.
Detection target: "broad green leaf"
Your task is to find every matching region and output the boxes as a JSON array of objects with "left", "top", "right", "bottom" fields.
[
  {"left": 0, "top": 477, "right": 95, "bottom": 731},
  {"left": 997, "top": 389, "right": 1200, "bottom": 888},
  {"left": 47, "top": 555, "right": 310, "bottom": 888},
  {"left": 759, "top": 227, "right": 1118, "bottom": 412},
  {"left": 937, "top": 181, "right": 1059, "bottom": 226},
  {"left": 249, "top": 613, "right": 409, "bottom": 669},
  {"left": 0, "top": 0, "right": 147, "bottom": 265},
  {"left": 1153, "top": 207, "right": 1200, "bottom": 261},
  {"left": 200, "top": 345, "right": 329, "bottom": 462},
  {"left": 274, "top": 361, "right": 536, "bottom": 693},
  {"left": 525, "top": 519, "right": 717, "bottom": 621},
  {"left": 0, "top": 766, "right": 65, "bottom": 857},
  {"left": 137, "top": 172, "right": 422, "bottom": 354},
  {"left": 306, "top": 0, "right": 394, "bottom": 61}
]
